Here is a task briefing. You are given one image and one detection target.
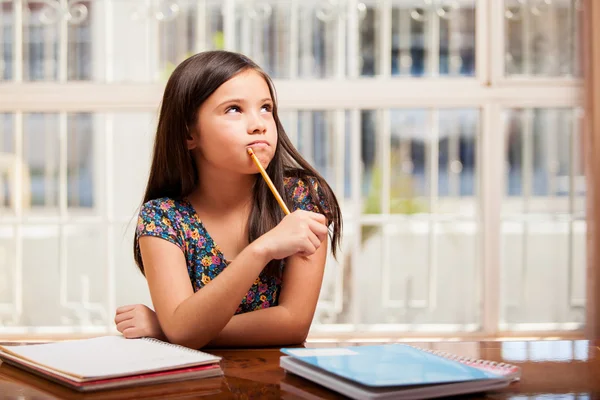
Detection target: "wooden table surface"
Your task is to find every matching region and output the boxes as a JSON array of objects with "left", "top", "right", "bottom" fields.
[{"left": 0, "top": 339, "right": 598, "bottom": 399}]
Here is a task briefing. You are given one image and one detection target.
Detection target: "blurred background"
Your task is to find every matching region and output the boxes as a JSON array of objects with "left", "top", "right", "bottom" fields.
[{"left": 0, "top": 0, "right": 588, "bottom": 340}]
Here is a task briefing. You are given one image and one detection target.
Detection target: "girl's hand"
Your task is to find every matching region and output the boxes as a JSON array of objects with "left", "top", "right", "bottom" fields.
[
  {"left": 114, "top": 304, "right": 165, "bottom": 340},
  {"left": 256, "top": 210, "right": 329, "bottom": 260}
]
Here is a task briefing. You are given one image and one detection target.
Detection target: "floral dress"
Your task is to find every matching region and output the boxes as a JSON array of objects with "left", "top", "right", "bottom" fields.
[{"left": 135, "top": 176, "right": 327, "bottom": 314}]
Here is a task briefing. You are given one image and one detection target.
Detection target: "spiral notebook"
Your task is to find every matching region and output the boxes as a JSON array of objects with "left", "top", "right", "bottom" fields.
[
  {"left": 280, "top": 344, "right": 521, "bottom": 400},
  {"left": 0, "top": 335, "right": 223, "bottom": 392}
]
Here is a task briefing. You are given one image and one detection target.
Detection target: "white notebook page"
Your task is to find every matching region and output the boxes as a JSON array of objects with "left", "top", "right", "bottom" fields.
[{"left": 0, "top": 336, "right": 220, "bottom": 380}]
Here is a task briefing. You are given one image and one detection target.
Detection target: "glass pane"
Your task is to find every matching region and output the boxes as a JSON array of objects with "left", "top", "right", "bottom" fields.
[
  {"left": 501, "top": 220, "right": 585, "bottom": 327},
  {"left": 438, "top": 109, "right": 477, "bottom": 196},
  {"left": 113, "top": 222, "right": 152, "bottom": 309},
  {"left": 112, "top": 112, "right": 155, "bottom": 218},
  {"left": 295, "top": 110, "right": 339, "bottom": 195},
  {"left": 21, "top": 224, "right": 59, "bottom": 326},
  {"left": 355, "top": 224, "right": 384, "bottom": 323},
  {"left": 297, "top": 2, "right": 342, "bottom": 78},
  {"left": 501, "top": 107, "right": 586, "bottom": 329},
  {"left": 291, "top": 110, "right": 352, "bottom": 203},
  {"left": 235, "top": 1, "right": 291, "bottom": 78},
  {"left": 0, "top": 225, "right": 17, "bottom": 325},
  {"left": 1, "top": 0, "right": 14, "bottom": 80},
  {"left": 503, "top": 108, "right": 585, "bottom": 214},
  {"left": 362, "top": 110, "right": 380, "bottom": 213},
  {"left": 20, "top": 224, "right": 108, "bottom": 327},
  {"left": 62, "top": 224, "right": 108, "bottom": 326},
  {"left": 313, "top": 222, "right": 354, "bottom": 326},
  {"left": 24, "top": 1, "right": 58, "bottom": 81},
  {"left": 357, "top": 220, "right": 479, "bottom": 327},
  {"left": 361, "top": 0, "right": 476, "bottom": 77},
  {"left": 0, "top": 113, "right": 14, "bottom": 212},
  {"left": 21, "top": 1, "right": 92, "bottom": 81},
  {"left": 67, "top": 113, "right": 95, "bottom": 212},
  {"left": 157, "top": 0, "right": 224, "bottom": 81},
  {"left": 24, "top": 113, "right": 59, "bottom": 212},
  {"left": 504, "top": 0, "right": 582, "bottom": 77},
  {"left": 389, "top": 109, "right": 428, "bottom": 213}
]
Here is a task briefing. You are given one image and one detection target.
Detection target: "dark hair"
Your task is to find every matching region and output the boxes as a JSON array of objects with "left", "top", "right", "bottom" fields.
[{"left": 134, "top": 50, "right": 342, "bottom": 277}]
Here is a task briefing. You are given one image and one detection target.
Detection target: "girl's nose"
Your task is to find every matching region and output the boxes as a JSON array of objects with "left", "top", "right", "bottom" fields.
[{"left": 247, "top": 113, "right": 267, "bottom": 134}]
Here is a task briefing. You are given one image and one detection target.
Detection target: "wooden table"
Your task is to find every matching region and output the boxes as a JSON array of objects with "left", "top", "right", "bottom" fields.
[{"left": 0, "top": 339, "right": 598, "bottom": 399}]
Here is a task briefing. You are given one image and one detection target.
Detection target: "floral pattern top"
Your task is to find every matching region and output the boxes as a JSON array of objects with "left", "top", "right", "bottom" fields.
[{"left": 135, "top": 176, "right": 328, "bottom": 314}]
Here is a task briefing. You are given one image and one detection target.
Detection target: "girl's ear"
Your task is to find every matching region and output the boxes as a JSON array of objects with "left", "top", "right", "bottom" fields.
[
  {"left": 187, "top": 136, "right": 197, "bottom": 150},
  {"left": 186, "top": 126, "right": 198, "bottom": 150}
]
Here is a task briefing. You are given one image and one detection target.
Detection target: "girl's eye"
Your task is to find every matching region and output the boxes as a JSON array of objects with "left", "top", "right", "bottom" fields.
[
  {"left": 226, "top": 106, "right": 241, "bottom": 114},
  {"left": 261, "top": 104, "right": 273, "bottom": 113}
]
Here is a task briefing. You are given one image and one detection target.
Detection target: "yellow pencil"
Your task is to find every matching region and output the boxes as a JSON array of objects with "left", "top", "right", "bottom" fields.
[{"left": 247, "top": 148, "right": 290, "bottom": 215}]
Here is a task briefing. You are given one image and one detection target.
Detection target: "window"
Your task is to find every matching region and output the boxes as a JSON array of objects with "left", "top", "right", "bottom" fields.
[{"left": 0, "top": 0, "right": 585, "bottom": 338}]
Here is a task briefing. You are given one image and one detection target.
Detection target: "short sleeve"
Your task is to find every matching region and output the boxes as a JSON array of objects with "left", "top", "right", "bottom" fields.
[
  {"left": 284, "top": 176, "right": 330, "bottom": 215},
  {"left": 135, "top": 198, "right": 185, "bottom": 251}
]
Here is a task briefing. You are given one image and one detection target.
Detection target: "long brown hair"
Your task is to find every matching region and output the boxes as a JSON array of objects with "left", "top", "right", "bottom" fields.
[{"left": 134, "top": 50, "right": 342, "bottom": 277}]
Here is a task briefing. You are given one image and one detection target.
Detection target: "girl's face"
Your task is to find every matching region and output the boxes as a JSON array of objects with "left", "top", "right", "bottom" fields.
[{"left": 189, "top": 69, "right": 278, "bottom": 175}]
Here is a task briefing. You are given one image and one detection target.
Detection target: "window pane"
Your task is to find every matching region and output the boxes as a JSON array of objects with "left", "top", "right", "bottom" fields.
[
  {"left": 21, "top": 113, "right": 98, "bottom": 216},
  {"left": 298, "top": 2, "right": 343, "bottom": 78},
  {"left": 329, "top": 108, "right": 482, "bottom": 330},
  {"left": 361, "top": 0, "right": 476, "bottom": 77},
  {"left": 113, "top": 222, "right": 152, "bottom": 308},
  {"left": 111, "top": 112, "right": 155, "bottom": 218},
  {"left": 19, "top": 224, "right": 108, "bottom": 327},
  {"left": 0, "top": 113, "right": 15, "bottom": 212},
  {"left": 285, "top": 110, "right": 347, "bottom": 202},
  {"left": 157, "top": 0, "right": 224, "bottom": 81},
  {"left": 235, "top": 1, "right": 291, "bottom": 78},
  {"left": 362, "top": 110, "right": 381, "bottom": 213},
  {"left": 24, "top": 113, "right": 60, "bottom": 212},
  {"left": 2, "top": 0, "right": 480, "bottom": 81},
  {"left": 67, "top": 113, "right": 95, "bottom": 211},
  {"left": 0, "top": 225, "right": 17, "bottom": 325},
  {"left": 62, "top": 224, "right": 108, "bottom": 326},
  {"left": 1, "top": 1, "right": 14, "bottom": 80},
  {"left": 313, "top": 222, "right": 354, "bottom": 326},
  {"left": 22, "top": 1, "right": 92, "bottom": 81},
  {"left": 351, "top": 219, "right": 479, "bottom": 328},
  {"left": 438, "top": 109, "right": 478, "bottom": 199},
  {"left": 501, "top": 107, "right": 585, "bottom": 330},
  {"left": 504, "top": 0, "right": 582, "bottom": 77},
  {"left": 388, "top": 108, "right": 479, "bottom": 215},
  {"left": 21, "top": 224, "right": 60, "bottom": 326}
]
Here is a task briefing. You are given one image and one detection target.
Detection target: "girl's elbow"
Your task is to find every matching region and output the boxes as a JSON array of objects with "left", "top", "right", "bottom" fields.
[
  {"left": 291, "top": 320, "right": 312, "bottom": 343},
  {"left": 163, "top": 326, "right": 208, "bottom": 350}
]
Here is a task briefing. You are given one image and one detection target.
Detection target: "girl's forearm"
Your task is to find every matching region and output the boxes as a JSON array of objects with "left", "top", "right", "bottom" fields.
[
  {"left": 160, "top": 242, "right": 270, "bottom": 349},
  {"left": 204, "top": 305, "right": 309, "bottom": 348}
]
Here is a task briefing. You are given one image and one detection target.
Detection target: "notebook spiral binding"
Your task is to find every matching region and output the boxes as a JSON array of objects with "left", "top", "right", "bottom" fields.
[
  {"left": 408, "top": 345, "right": 521, "bottom": 380},
  {"left": 141, "top": 337, "right": 220, "bottom": 359}
]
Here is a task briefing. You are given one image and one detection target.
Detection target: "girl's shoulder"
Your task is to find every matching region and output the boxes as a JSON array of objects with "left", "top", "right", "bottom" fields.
[
  {"left": 136, "top": 197, "right": 189, "bottom": 250},
  {"left": 283, "top": 174, "right": 329, "bottom": 214},
  {"left": 140, "top": 197, "right": 187, "bottom": 214},
  {"left": 138, "top": 197, "right": 194, "bottom": 226}
]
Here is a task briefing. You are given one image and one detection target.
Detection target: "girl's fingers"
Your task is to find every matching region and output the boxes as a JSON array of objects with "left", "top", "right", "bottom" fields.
[
  {"left": 115, "top": 304, "right": 137, "bottom": 314},
  {"left": 116, "top": 319, "right": 136, "bottom": 333},
  {"left": 122, "top": 327, "right": 143, "bottom": 339},
  {"left": 114, "top": 310, "right": 134, "bottom": 325}
]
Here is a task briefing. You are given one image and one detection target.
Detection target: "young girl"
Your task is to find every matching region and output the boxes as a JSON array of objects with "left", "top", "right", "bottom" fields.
[{"left": 113, "top": 50, "right": 342, "bottom": 349}]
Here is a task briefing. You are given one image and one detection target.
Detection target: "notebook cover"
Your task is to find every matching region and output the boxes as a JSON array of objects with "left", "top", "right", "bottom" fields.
[
  {"left": 280, "top": 344, "right": 505, "bottom": 388},
  {"left": 280, "top": 356, "right": 510, "bottom": 400},
  {"left": 0, "top": 355, "right": 222, "bottom": 392},
  {"left": 0, "top": 336, "right": 221, "bottom": 381}
]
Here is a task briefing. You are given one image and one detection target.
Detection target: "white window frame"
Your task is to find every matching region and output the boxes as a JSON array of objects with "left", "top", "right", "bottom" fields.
[{"left": 0, "top": 0, "right": 584, "bottom": 339}]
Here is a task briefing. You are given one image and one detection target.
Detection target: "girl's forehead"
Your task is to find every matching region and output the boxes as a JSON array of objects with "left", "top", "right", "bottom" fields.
[{"left": 212, "top": 70, "right": 272, "bottom": 99}]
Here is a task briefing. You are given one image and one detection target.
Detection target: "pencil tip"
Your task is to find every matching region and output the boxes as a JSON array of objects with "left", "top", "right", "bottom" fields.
[{"left": 246, "top": 148, "right": 254, "bottom": 156}]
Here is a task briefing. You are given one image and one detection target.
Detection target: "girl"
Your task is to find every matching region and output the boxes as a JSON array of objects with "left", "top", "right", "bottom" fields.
[{"left": 113, "top": 50, "right": 342, "bottom": 349}]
